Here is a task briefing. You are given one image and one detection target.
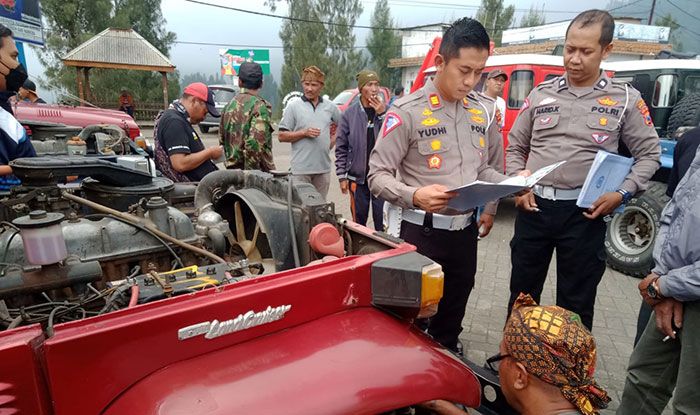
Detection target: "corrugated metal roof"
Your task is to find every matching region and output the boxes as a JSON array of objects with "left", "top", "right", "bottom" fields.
[{"left": 62, "top": 28, "right": 175, "bottom": 71}]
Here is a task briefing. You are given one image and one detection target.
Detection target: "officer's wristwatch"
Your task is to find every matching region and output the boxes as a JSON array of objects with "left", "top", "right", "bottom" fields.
[
  {"left": 616, "top": 188, "right": 632, "bottom": 203},
  {"left": 647, "top": 276, "right": 664, "bottom": 300}
]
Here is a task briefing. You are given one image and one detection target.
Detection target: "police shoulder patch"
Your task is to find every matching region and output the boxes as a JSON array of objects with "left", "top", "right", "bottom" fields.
[{"left": 382, "top": 112, "right": 403, "bottom": 138}]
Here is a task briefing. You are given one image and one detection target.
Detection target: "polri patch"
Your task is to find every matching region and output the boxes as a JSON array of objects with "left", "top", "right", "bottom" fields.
[
  {"left": 592, "top": 133, "right": 610, "bottom": 144},
  {"left": 382, "top": 112, "right": 402, "bottom": 138},
  {"left": 427, "top": 154, "right": 442, "bottom": 169}
]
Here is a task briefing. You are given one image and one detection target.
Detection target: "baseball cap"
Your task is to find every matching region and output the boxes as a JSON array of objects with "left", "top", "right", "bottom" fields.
[
  {"left": 183, "top": 82, "right": 220, "bottom": 117},
  {"left": 487, "top": 69, "right": 508, "bottom": 81},
  {"left": 22, "top": 79, "right": 37, "bottom": 92},
  {"left": 238, "top": 62, "right": 263, "bottom": 86}
]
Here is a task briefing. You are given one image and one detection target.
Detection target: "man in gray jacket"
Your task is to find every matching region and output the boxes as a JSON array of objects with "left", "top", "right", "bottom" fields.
[
  {"left": 617, "top": 146, "right": 700, "bottom": 415},
  {"left": 335, "top": 69, "right": 386, "bottom": 231}
]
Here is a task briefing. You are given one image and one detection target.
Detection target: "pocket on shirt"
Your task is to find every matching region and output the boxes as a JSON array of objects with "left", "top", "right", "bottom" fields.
[
  {"left": 417, "top": 139, "right": 451, "bottom": 155},
  {"left": 532, "top": 113, "right": 560, "bottom": 131},
  {"left": 586, "top": 113, "right": 620, "bottom": 132}
]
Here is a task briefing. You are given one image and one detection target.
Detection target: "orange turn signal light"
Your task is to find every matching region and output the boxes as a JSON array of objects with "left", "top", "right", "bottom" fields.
[{"left": 418, "top": 263, "right": 444, "bottom": 318}]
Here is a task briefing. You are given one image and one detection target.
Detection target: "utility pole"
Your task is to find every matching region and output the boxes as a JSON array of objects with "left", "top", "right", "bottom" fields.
[{"left": 648, "top": 0, "right": 657, "bottom": 25}]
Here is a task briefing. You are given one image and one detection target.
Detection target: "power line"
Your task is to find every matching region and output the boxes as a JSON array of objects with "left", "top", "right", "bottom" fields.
[
  {"left": 184, "top": 0, "right": 622, "bottom": 31},
  {"left": 666, "top": 0, "right": 700, "bottom": 23}
]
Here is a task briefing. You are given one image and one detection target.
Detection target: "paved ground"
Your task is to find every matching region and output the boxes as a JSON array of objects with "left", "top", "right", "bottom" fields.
[{"left": 152, "top": 127, "right": 656, "bottom": 414}]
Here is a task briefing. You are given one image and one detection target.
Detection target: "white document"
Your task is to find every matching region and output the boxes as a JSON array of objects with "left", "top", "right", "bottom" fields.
[
  {"left": 576, "top": 151, "right": 633, "bottom": 209},
  {"left": 446, "top": 161, "right": 566, "bottom": 212}
]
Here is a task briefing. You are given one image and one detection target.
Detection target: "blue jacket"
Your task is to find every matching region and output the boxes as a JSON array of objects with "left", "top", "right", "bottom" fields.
[{"left": 335, "top": 102, "right": 383, "bottom": 185}]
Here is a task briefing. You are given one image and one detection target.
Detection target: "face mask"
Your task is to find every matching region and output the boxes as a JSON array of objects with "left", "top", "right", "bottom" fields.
[{"left": 2, "top": 63, "right": 27, "bottom": 93}]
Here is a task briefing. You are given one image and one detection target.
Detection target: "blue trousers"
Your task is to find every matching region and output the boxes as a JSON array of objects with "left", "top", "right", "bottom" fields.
[{"left": 349, "top": 181, "right": 384, "bottom": 232}]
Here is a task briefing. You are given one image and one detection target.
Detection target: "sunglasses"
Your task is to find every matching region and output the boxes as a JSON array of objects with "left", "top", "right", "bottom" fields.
[{"left": 485, "top": 352, "right": 512, "bottom": 373}]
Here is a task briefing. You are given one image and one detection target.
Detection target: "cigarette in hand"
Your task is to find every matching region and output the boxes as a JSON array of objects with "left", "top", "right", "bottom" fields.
[{"left": 662, "top": 331, "right": 677, "bottom": 342}]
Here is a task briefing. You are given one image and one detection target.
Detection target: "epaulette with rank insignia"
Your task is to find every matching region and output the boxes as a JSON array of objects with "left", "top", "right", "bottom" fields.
[
  {"left": 391, "top": 89, "right": 424, "bottom": 109},
  {"left": 534, "top": 76, "right": 560, "bottom": 91}
]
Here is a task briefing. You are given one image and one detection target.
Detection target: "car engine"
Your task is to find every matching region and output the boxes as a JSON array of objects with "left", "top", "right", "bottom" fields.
[{"left": 0, "top": 156, "right": 340, "bottom": 332}]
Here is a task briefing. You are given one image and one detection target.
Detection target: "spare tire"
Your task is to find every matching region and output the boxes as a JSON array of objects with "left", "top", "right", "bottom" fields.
[
  {"left": 667, "top": 93, "right": 700, "bottom": 137},
  {"left": 604, "top": 182, "right": 669, "bottom": 278}
]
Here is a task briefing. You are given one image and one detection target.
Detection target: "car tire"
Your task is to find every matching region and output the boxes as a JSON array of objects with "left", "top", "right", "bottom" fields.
[
  {"left": 604, "top": 182, "right": 669, "bottom": 278},
  {"left": 666, "top": 93, "right": 700, "bottom": 137},
  {"left": 200, "top": 126, "right": 210, "bottom": 134}
]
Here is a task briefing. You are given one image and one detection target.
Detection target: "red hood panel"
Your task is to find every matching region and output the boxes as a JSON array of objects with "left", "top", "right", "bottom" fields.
[{"left": 104, "top": 308, "right": 480, "bottom": 415}]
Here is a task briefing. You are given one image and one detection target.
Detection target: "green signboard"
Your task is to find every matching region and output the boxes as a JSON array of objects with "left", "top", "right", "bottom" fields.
[{"left": 220, "top": 49, "right": 271, "bottom": 76}]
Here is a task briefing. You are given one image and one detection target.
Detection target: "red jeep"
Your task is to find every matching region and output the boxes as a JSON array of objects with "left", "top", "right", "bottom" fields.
[
  {"left": 0, "top": 164, "right": 513, "bottom": 414},
  {"left": 13, "top": 100, "right": 142, "bottom": 140}
]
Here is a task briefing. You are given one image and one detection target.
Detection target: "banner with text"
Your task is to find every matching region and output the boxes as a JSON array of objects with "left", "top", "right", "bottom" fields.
[{"left": 0, "top": 0, "right": 43, "bottom": 46}]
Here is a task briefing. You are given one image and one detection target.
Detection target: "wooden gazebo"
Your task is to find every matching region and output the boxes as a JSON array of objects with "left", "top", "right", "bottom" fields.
[{"left": 62, "top": 28, "right": 176, "bottom": 108}]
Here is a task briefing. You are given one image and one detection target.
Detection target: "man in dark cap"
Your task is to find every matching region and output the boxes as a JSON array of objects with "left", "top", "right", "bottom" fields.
[
  {"left": 153, "top": 82, "right": 223, "bottom": 182},
  {"left": 219, "top": 61, "right": 275, "bottom": 172},
  {"left": 335, "top": 69, "right": 386, "bottom": 231},
  {"left": 483, "top": 69, "right": 506, "bottom": 129},
  {"left": 18, "top": 79, "right": 45, "bottom": 104}
]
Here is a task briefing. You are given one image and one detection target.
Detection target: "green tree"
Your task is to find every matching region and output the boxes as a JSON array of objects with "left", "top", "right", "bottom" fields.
[
  {"left": 655, "top": 13, "right": 684, "bottom": 52},
  {"left": 274, "top": 0, "right": 365, "bottom": 103},
  {"left": 519, "top": 4, "right": 546, "bottom": 28},
  {"left": 366, "top": 0, "right": 402, "bottom": 89},
  {"left": 35, "top": 0, "right": 178, "bottom": 108},
  {"left": 475, "top": 0, "right": 515, "bottom": 46},
  {"left": 260, "top": 74, "right": 280, "bottom": 111}
]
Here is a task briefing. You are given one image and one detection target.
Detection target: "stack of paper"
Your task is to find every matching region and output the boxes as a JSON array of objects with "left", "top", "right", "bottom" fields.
[
  {"left": 446, "top": 161, "right": 566, "bottom": 211},
  {"left": 576, "top": 150, "right": 633, "bottom": 209}
]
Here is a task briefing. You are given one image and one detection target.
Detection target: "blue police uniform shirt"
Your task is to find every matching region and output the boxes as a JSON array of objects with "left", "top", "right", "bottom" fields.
[{"left": 0, "top": 106, "right": 36, "bottom": 190}]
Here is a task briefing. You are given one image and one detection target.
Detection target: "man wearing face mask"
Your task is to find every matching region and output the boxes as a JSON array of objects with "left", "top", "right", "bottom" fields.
[{"left": 0, "top": 24, "right": 36, "bottom": 191}]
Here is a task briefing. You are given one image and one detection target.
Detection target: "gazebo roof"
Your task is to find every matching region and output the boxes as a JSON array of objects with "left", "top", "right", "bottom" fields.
[{"left": 62, "top": 28, "right": 175, "bottom": 72}]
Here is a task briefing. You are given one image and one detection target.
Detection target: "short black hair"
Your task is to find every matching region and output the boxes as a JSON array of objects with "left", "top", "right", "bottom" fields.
[
  {"left": 439, "top": 18, "right": 490, "bottom": 62},
  {"left": 240, "top": 78, "right": 262, "bottom": 90},
  {"left": 566, "top": 9, "right": 615, "bottom": 48},
  {"left": 394, "top": 86, "right": 404, "bottom": 95},
  {"left": 0, "top": 23, "right": 13, "bottom": 48}
]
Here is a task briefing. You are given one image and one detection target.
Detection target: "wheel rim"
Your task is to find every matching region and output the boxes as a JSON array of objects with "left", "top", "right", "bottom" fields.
[{"left": 609, "top": 206, "right": 656, "bottom": 256}]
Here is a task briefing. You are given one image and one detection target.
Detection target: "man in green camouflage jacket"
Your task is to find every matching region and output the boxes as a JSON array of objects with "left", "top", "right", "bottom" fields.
[{"left": 219, "top": 61, "right": 276, "bottom": 172}]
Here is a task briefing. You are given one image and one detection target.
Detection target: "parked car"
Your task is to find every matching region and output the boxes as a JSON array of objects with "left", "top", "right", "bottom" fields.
[
  {"left": 199, "top": 84, "right": 239, "bottom": 133},
  {"left": 12, "top": 100, "right": 142, "bottom": 140},
  {"left": 332, "top": 86, "right": 391, "bottom": 112},
  {"left": 599, "top": 59, "right": 700, "bottom": 277}
]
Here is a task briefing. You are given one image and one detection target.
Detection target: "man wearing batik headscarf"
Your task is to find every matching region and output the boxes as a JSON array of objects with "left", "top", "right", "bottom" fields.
[
  {"left": 493, "top": 294, "right": 611, "bottom": 415},
  {"left": 419, "top": 294, "right": 610, "bottom": 415}
]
